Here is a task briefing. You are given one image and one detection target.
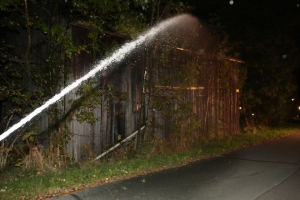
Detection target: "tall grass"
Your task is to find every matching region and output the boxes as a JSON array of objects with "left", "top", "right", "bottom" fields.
[{"left": 0, "top": 124, "right": 299, "bottom": 200}]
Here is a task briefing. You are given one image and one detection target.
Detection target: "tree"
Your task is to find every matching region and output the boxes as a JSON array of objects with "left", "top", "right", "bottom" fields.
[{"left": 225, "top": 1, "right": 300, "bottom": 126}]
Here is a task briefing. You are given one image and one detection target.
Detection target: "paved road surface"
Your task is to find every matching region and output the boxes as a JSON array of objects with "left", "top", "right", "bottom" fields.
[{"left": 51, "top": 131, "right": 300, "bottom": 200}]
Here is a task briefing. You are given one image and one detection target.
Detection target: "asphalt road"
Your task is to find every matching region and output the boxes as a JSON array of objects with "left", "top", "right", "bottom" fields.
[{"left": 51, "top": 131, "right": 300, "bottom": 200}]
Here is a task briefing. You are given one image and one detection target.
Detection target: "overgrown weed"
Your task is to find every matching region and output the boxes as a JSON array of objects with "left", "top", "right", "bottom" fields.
[{"left": 0, "top": 124, "right": 299, "bottom": 199}]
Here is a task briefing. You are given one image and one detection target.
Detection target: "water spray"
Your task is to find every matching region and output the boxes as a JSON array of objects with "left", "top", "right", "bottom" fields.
[{"left": 0, "top": 14, "right": 198, "bottom": 142}]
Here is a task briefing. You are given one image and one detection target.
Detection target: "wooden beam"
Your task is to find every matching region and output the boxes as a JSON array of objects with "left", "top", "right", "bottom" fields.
[
  {"left": 228, "top": 58, "right": 245, "bottom": 63},
  {"left": 155, "top": 85, "right": 204, "bottom": 90}
]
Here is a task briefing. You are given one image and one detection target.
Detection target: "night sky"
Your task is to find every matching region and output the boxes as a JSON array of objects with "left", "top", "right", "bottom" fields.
[
  {"left": 189, "top": 0, "right": 300, "bottom": 109},
  {"left": 189, "top": 0, "right": 300, "bottom": 58}
]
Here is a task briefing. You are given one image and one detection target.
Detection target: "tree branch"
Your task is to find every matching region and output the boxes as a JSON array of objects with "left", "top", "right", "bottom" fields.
[{"left": 0, "top": 72, "right": 10, "bottom": 87}]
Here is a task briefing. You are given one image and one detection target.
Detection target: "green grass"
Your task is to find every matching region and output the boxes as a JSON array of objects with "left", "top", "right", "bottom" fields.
[{"left": 1, "top": 123, "right": 299, "bottom": 200}]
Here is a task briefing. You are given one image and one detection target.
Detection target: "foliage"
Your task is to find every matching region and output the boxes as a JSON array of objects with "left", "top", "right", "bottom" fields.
[
  {"left": 143, "top": 11, "right": 241, "bottom": 151},
  {"left": 149, "top": 41, "right": 202, "bottom": 150},
  {"left": 133, "top": 0, "right": 193, "bottom": 25},
  {"left": 237, "top": 28, "right": 298, "bottom": 126},
  {"left": 0, "top": 0, "right": 80, "bottom": 168}
]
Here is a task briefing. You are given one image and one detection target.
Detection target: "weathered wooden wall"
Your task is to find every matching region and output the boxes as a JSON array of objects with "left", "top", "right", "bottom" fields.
[
  {"left": 1, "top": 22, "right": 239, "bottom": 162},
  {"left": 147, "top": 47, "right": 240, "bottom": 140},
  {"left": 64, "top": 24, "right": 147, "bottom": 160},
  {"left": 48, "top": 25, "right": 239, "bottom": 160}
]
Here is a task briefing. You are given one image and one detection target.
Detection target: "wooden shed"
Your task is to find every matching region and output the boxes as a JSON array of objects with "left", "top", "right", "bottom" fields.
[{"left": 0, "top": 19, "right": 241, "bottom": 162}]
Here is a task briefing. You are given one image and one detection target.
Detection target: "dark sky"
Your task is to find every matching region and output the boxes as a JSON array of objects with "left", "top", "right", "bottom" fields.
[
  {"left": 189, "top": 0, "right": 300, "bottom": 93},
  {"left": 189, "top": 0, "right": 300, "bottom": 39}
]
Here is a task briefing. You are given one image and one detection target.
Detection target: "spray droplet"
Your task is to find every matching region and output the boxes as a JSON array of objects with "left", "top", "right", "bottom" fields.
[
  {"left": 229, "top": 0, "right": 234, "bottom": 5},
  {"left": 297, "top": 4, "right": 300, "bottom": 7},
  {"left": 282, "top": 54, "right": 287, "bottom": 59}
]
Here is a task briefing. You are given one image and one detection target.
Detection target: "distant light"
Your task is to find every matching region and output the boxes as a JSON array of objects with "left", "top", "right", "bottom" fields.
[
  {"left": 283, "top": 54, "right": 287, "bottom": 59},
  {"left": 292, "top": 98, "right": 295, "bottom": 101},
  {"left": 252, "top": 113, "right": 255, "bottom": 116},
  {"left": 229, "top": 0, "right": 234, "bottom": 5},
  {"left": 236, "top": 89, "right": 239, "bottom": 93},
  {"left": 298, "top": 106, "right": 300, "bottom": 110},
  {"left": 239, "top": 107, "right": 242, "bottom": 110}
]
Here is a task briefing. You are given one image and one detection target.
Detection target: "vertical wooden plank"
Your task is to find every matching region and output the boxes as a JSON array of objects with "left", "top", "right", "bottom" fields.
[
  {"left": 93, "top": 106, "right": 101, "bottom": 155},
  {"left": 126, "top": 63, "right": 132, "bottom": 137},
  {"left": 101, "top": 95, "right": 108, "bottom": 152}
]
